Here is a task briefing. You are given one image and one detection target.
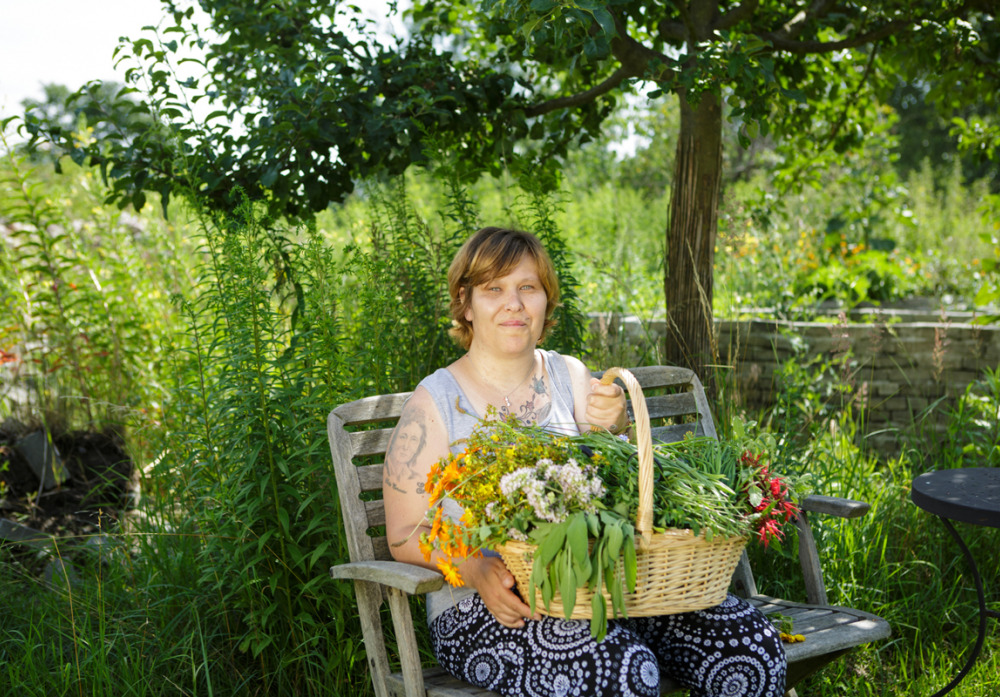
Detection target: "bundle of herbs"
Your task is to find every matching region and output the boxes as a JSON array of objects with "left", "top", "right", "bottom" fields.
[{"left": 420, "top": 412, "right": 799, "bottom": 639}]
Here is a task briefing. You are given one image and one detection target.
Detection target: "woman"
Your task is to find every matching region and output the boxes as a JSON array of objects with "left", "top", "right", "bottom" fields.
[{"left": 383, "top": 227, "right": 786, "bottom": 697}]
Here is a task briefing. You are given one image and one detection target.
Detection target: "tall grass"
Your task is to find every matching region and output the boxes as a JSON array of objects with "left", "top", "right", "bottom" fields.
[
  {"left": 745, "top": 358, "right": 1000, "bottom": 697},
  {"left": 0, "top": 129, "right": 188, "bottom": 438}
]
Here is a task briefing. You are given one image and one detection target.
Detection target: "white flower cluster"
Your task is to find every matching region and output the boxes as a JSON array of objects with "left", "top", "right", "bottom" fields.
[{"left": 499, "top": 456, "right": 605, "bottom": 524}]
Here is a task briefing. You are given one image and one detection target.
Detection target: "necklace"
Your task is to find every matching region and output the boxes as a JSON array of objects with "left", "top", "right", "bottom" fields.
[
  {"left": 469, "top": 350, "right": 537, "bottom": 409},
  {"left": 503, "top": 357, "right": 536, "bottom": 409}
]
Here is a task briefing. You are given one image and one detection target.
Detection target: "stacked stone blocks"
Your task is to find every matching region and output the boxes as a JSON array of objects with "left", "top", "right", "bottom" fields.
[{"left": 588, "top": 310, "right": 999, "bottom": 456}]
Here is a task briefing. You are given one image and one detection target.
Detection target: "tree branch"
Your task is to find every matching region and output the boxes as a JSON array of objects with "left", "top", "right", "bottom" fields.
[
  {"left": 526, "top": 13, "right": 674, "bottom": 118},
  {"left": 761, "top": 18, "right": 910, "bottom": 54},
  {"left": 774, "top": 0, "right": 837, "bottom": 41},
  {"left": 819, "top": 42, "right": 880, "bottom": 149},
  {"left": 658, "top": 20, "right": 686, "bottom": 41},
  {"left": 716, "top": 0, "right": 760, "bottom": 31},
  {"left": 524, "top": 65, "right": 634, "bottom": 117}
]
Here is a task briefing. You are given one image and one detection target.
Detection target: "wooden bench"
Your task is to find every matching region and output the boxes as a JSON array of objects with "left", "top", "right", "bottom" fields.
[{"left": 328, "top": 365, "right": 891, "bottom": 697}]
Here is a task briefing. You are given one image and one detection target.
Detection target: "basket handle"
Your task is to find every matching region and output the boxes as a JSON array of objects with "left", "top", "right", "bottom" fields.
[{"left": 599, "top": 367, "right": 654, "bottom": 550}]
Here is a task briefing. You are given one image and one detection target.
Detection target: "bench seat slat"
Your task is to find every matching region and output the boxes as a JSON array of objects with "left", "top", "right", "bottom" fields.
[
  {"left": 365, "top": 499, "right": 386, "bottom": 527},
  {"left": 372, "top": 536, "right": 390, "bottom": 560},
  {"left": 349, "top": 429, "right": 395, "bottom": 458},
  {"left": 749, "top": 596, "right": 891, "bottom": 663}
]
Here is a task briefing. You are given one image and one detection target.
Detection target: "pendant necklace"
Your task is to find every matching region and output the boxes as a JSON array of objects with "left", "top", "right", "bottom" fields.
[
  {"left": 473, "top": 350, "right": 537, "bottom": 410},
  {"left": 503, "top": 351, "right": 537, "bottom": 409}
]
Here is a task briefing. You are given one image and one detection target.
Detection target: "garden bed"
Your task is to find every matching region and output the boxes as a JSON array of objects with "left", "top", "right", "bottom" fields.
[{"left": 0, "top": 421, "right": 137, "bottom": 545}]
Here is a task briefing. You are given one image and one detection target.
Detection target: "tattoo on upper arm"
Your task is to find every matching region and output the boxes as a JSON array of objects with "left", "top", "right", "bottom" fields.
[{"left": 384, "top": 408, "right": 429, "bottom": 494}]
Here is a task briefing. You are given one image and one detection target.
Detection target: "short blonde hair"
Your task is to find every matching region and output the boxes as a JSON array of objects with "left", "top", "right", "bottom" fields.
[{"left": 447, "top": 227, "right": 560, "bottom": 350}]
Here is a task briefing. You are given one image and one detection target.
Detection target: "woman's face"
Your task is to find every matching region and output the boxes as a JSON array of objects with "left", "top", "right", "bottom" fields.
[
  {"left": 464, "top": 255, "right": 548, "bottom": 355},
  {"left": 393, "top": 421, "right": 422, "bottom": 465}
]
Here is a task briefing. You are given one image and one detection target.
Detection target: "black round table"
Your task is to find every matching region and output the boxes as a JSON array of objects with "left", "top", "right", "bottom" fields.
[{"left": 911, "top": 467, "right": 1000, "bottom": 697}]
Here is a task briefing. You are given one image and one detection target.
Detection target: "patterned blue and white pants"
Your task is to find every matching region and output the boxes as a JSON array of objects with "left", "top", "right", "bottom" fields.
[{"left": 430, "top": 593, "right": 787, "bottom": 697}]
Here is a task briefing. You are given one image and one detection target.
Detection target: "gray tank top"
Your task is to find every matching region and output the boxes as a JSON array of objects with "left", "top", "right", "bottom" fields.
[{"left": 420, "top": 349, "right": 581, "bottom": 624}]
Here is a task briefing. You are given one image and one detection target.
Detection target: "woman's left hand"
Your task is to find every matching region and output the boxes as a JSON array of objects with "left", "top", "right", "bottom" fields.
[{"left": 585, "top": 377, "right": 627, "bottom": 433}]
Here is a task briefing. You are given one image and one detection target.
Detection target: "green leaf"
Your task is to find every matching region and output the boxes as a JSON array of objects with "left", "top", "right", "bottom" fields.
[
  {"left": 534, "top": 520, "right": 567, "bottom": 567},
  {"left": 623, "top": 531, "right": 637, "bottom": 592},
  {"left": 309, "top": 541, "right": 331, "bottom": 568},
  {"left": 590, "top": 591, "right": 607, "bottom": 640},
  {"left": 567, "top": 513, "right": 588, "bottom": 561},
  {"left": 528, "top": 575, "right": 538, "bottom": 616},
  {"left": 591, "top": 7, "right": 615, "bottom": 37},
  {"left": 529, "top": 0, "right": 558, "bottom": 11},
  {"left": 605, "top": 521, "right": 623, "bottom": 561},
  {"left": 544, "top": 559, "right": 557, "bottom": 610},
  {"left": 608, "top": 570, "right": 625, "bottom": 618},
  {"left": 560, "top": 549, "right": 576, "bottom": 618}
]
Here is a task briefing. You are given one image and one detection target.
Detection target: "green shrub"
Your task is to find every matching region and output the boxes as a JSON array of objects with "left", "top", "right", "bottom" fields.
[{"left": 0, "top": 127, "right": 186, "bottom": 436}]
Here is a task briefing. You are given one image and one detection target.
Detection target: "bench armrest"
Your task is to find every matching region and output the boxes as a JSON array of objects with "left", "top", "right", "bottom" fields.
[
  {"left": 330, "top": 560, "right": 445, "bottom": 595},
  {"left": 800, "top": 495, "right": 870, "bottom": 518},
  {"left": 795, "top": 495, "right": 870, "bottom": 606}
]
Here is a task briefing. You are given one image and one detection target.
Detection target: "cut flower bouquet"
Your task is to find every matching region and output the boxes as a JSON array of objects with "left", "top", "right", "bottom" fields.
[{"left": 420, "top": 405, "right": 800, "bottom": 640}]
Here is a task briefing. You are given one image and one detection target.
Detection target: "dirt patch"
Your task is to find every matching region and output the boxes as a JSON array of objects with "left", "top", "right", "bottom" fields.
[{"left": 0, "top": 420, "right": 137, "bottom": 540}]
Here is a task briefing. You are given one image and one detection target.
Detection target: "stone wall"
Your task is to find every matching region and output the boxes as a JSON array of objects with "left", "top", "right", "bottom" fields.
[{"left": 587, "top": 309, "right": 1000, "bottom": 455}]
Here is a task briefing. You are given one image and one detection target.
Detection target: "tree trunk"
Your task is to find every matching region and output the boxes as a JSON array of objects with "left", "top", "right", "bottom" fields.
[{"left": 664, "top": 89, "right": 723, "bottom": 375}]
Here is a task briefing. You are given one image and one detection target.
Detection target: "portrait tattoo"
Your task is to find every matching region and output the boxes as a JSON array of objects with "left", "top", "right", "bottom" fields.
[{"left": 384, "top": 409, "right": 428, "bottom": 495}]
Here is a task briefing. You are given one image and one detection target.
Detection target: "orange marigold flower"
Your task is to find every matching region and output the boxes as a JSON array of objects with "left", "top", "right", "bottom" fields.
[
  {"left": 429, "top": 506, "right": 443, "bottom": 541},
  {"left": 441, "top": 461, "right": 464, "bottom": 492},
  {"left": 426, "top": 462, "right": 442, "bottom": 493},
  {"left": 418, "top": 535, "right": 434, "bottom": 562},
  {"left": 437, "top": 557, "right": 464, "bottom": 587},
  {"left": 437, "top": 520, "right": 455, "bottom": 554}
]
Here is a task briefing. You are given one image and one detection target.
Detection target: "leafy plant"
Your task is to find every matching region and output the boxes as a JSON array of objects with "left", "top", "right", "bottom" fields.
[
  {"left": 793, "top": 248, "right": 928, "bottom": 307},
  {"left": 156, "top": 197, "right": 369, "bottom": 693},
  {"left": 941, "top": 366, "right": 1000, "bottom": 467},
  {"left": 0, "top": 120, "right": 183, "bottom": 433},
  {"left": 973, "top": 229, "right": 1000, "bottom": 324}
]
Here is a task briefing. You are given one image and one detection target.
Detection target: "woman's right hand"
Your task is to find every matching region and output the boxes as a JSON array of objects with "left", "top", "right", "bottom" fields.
[{"left": 462, "top": 556, "right": 541, "bottom": 628}]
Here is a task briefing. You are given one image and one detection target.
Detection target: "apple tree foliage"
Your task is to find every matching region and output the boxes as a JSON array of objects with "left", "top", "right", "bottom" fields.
[{"left": 19, "top": 0, "right": 999, "bottom": 368}]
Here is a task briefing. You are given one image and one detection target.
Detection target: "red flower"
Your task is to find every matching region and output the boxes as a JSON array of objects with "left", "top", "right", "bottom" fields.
[
  {"left": 770, "top": 479, "right": 785, "bottom": 498},
  {"left": 757, "top": 519, "right": 784, "bottom": 547}
]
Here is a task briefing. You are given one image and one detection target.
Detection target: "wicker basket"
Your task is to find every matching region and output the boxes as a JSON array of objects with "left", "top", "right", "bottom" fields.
[{"left": 496, "top": 367, "right": 746, "bottom": 619}]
